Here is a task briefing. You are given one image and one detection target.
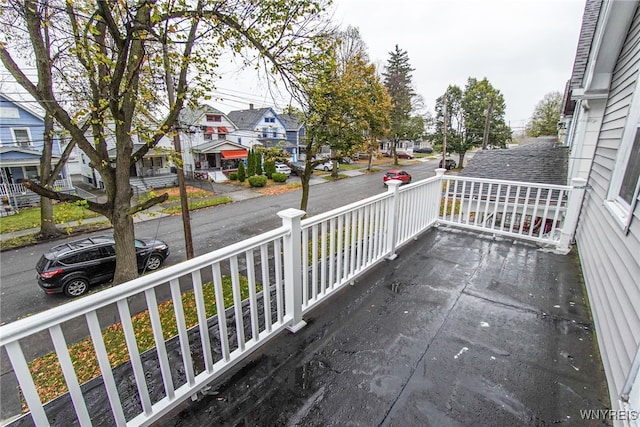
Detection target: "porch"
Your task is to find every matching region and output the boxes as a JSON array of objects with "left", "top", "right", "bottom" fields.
[
  {"left": 0, "top": 178, "right": 75, "bottom": 210},
  {"left": 0, "top": 172, "right": 614, "bottom": 426}
]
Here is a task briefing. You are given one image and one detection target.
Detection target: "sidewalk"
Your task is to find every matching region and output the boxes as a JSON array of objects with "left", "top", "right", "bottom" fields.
[{"left": 0, "top": 166, "right": 382, "bottom": 243}]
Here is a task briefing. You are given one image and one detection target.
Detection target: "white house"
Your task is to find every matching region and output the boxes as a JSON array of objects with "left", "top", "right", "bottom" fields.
[{"left": 562, "top": 0, "right": 640, "bottom": 421}]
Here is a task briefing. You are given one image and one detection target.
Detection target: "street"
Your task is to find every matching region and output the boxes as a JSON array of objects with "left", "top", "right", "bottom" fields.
[{"left": 0, "top": 160, "right": 439, "bottom": 325}]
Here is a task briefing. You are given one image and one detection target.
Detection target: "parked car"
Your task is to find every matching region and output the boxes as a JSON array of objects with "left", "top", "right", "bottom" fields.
[
  {"left": 314, "top": 160, "right": 339, "bottom": 171},
  {"left": 383, "top": 151, "right": 414, "bottom": 159},
  {"left": 383, "top": 169, "right": 412, "bottom": 186},
  {"left": 289, "top": 161, "right": 307, "bottom": 176},
  {"left": 274, "top": 162, "right": 291, "bottom": 176},
  {"left": 439, "top": 158, "right": 457, "bottom": 170},
  {"left": 414, "top": 146, "right": 434, "bottom": 154},
  {"left": 36, "top": 236, "right": 170, "bottom": 297}
]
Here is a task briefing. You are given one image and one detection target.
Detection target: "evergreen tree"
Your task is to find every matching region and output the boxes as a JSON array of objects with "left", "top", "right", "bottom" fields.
[
  {"left": 237, "top": 161, "right": 246, "bottom": 182},
  {"left": 247, "top": 150, "right": 256, "bottom": 176},
  {"left": 383, "top": 45, "right": 415, "bottom": 165}
]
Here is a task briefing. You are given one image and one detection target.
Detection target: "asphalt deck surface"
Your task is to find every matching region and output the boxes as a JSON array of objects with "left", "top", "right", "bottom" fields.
[{"left": 157, "top": 227, "right": 610, "bottom": 427}]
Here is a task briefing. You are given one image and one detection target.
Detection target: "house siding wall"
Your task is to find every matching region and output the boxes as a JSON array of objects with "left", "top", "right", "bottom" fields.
[{"left": 575, "top": 5, "right": 640, "bottom": 410}]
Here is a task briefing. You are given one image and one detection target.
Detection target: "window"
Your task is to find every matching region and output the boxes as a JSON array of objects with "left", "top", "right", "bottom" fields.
[
  {"left": 24, "top": 166, "right": 38, "bottom": 180},
  {"left": 606, "top": 82, "right": 640, "bottom": 232},
  {"left": 265, "top": 117, "right": 275, "bottom": 123},
  {"left": 206, "top": 114, "right": 221, "bottom": 122},
  {"left": 12, "top": 128, "right": 31, "bottom": 146},
  {"left": 261, "top": 127, "right": 268, "bottom": 138}
]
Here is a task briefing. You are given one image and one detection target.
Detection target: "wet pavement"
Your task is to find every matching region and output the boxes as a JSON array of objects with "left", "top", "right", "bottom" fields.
[{"left": 159, "top": 227, "right": 610, "bottom": 426}]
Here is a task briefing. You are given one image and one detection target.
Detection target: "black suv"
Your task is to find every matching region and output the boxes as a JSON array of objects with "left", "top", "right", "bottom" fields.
[
  {"left": 439, "top": 158, "right": 457, "bottom": 170},
  {"left": 36, "top": 236, "right": 170, "bottom": 297}
]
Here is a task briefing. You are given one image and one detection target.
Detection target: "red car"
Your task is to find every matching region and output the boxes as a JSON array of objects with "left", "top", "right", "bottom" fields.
[
  {"left": 383, "top": 169, "right": 412, "bottom": 186},
  {"left": 396, "top": 151, "right": 415, "bottom": 159}
]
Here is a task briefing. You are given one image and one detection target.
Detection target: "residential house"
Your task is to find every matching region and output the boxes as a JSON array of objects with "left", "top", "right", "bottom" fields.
[
  {"left": 177, "top": 104, "right": 245, "bottom": 178},
  {"left": 279, "top": 113, "right": 305, "bottom": 161},
  {"left": 560, "top": 0, "right": 640, "bottom": 418},
  {"left": 0, "top": 94, "right": 74, "bottom": 208},
  {"left": 79, "top": 133, "right": 178, "bottom": 195},
  {"left": 226, "top": 104, "right": 291, "bottom": 153}
]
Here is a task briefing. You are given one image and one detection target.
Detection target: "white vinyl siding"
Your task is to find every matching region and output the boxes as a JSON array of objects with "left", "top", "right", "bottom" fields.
[{"left": 575, "top": 3, "right": 640, "bottom": 413}]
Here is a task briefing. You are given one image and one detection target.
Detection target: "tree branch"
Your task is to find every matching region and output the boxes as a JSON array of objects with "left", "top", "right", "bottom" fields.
[
  {"left": 22, "top": 180, "right": 110, "bottom": 216},
  {"left": 129, "top": 193, "right": 169, "bottom": 216}
]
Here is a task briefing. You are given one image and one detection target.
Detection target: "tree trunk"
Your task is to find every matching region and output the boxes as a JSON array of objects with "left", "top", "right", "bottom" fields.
[
  {"left": 39, "top": 197, "right": 61, "bottom": 239},
  {"left": 367, "top": 147, "right": 373, "bottom": 172},
  {"left": 39, "top": 114, "right": 61, "bottom": 239},
  {"left": 299, "top": 170, "right": 312, "bottom": 212},
  {"left": 458, "top": 151, "right": 466, "bottom": 169},
  {"left": 110, "top": 186, "right": 138, "bottom": 284}
]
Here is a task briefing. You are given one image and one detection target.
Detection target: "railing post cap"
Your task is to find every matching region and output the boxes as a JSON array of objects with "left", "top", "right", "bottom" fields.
[
  {"left": 385, "top": 180, "right": 402, "bottom": 191},
  {"left": 571, "top": 177, "right": 587, "bottom": 186},
  {"left": 277, "top": 208, "right": 306, "bottom": 220},
  {"left": 435, "top": 168, "right": 447, "bottom": 177}
]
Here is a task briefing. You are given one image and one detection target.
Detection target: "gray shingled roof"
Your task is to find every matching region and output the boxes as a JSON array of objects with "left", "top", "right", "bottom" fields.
[
  {"left": 179, "top": 104, "right": 226, "bottom": 126},
  {"left": 562, "top": 0, "right": 602, "bottom": 116},
  {"left": 279, "top": 113, "right": 302, "bottom": 131},
  {"left": 226, "top": 107, "right": 272, "bottom": 130},
  {"left": 458, "top": 140, "right": 568, "bottom": 186}
]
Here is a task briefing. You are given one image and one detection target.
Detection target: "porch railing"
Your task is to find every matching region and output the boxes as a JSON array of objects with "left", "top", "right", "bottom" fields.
[
  {"left": 0, "top": 178, "right": 74, "bottom": 197},
  {"left": 0, "top": 171, "right": 584, "bottom": 426}
]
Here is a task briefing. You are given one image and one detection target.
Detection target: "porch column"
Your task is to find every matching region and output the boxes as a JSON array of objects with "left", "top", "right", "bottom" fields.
[
  {"left": 556, "top": 177, "right": 587, "bottom": 254},
  {"left": 385, "top": 180, "right": 402, "bottom": 260},
  {"left": 278, "top": 208, "right": 307, "bottom": 333}
]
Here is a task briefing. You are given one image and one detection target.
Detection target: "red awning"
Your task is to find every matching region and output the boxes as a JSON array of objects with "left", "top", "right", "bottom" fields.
[
  {"left": 205, "top": 126, "right": 215, "bottom": 134},
  {"left": 217, "top": 126, "right": 228, "bottom": 134},
  {"left": 221, "top": 149, "right": 248, "bottom": 160}
]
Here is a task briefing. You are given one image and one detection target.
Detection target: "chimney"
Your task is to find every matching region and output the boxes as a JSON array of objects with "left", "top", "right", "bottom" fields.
[{"left": 249, "top": 103, "right": 254, "bottom": 110}]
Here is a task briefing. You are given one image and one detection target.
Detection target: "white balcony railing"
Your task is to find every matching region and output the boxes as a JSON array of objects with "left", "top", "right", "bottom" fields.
[{"left": 0, "top": 171, "right": 586, "bottom": 426}]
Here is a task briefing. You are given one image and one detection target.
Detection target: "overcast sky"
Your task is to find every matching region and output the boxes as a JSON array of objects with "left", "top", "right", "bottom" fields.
[
  {"left": 216, "top": 0, "right": 586, "bottom": 133},
  {"left": 330, "top": 0, "right": 586, "bottom": 132}
]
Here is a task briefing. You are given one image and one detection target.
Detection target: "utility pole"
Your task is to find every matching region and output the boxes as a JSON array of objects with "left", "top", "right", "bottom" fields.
[
  {"left": 442, "top": 96, "right": 447, "bottom": 168},
  {"left": 163, "top": 45, "right": 194, "bottom": 259},
  {"left": 482, "top": 97, "right": 494, "bottom": 150}
]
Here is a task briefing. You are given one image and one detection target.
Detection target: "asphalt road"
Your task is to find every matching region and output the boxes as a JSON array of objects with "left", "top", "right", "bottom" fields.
[{"left": 0, "top": 160, "right": 440, "bottom": 325}]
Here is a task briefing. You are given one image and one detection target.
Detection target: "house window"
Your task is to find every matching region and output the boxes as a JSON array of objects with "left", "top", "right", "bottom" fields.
[
  {"left": 12, "top": 128, "right": 31, "bottom": 146},
  {"left": 265, "top": 117, "right": 275, "bottom": 123},
  {"left": 206, "top": 114, "right": 221, "bottom": 122},
  {"left": 24, "top": 166, "right": 38, "bottom": 180},
  {"left": 272, "top": 130, "right": 277, "bottom": 138},
  {"left": 619, "top": 128, "right": 640, "bottom": 205},
  {"left": 605, "top": 81, "right": 640, "bottom": 232},
  {"left": 261, "top": 127, "right": 268, "bottom": 138}
]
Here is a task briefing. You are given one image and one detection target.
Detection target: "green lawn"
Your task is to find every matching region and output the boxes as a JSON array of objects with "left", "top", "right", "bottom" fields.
[{"left": 0, "top": 203, "right": 101, "bottom": 234}]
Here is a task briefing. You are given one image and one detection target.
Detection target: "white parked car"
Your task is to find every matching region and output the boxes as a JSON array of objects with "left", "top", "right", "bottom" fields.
[
  {"left": 274, "top": 162, "right": 291, "bottom": 175},
  {"left": 314, "top": 160, "right": 339, "bottom": 172}
]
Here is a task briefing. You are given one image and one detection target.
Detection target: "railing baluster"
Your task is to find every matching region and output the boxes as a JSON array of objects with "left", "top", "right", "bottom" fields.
[
  {"left": 5, "top": 341, "right": 49, "bottom": 426},
  {"left": 465, "top": 182, "right": 474, "bottom": 225},
  {"left": 312, "top": 224, "right": 319, "bottom": 300},
  {"left": 329, "top": 217, "right": 336, "bottom": 289},
  {"left": 337, "top": 214, "right": 344, "bottom": 284},
  {"left": 260, "top": 245, "right": 273, "bottom": 333},
  {"left": 212, "top": 263, "right": 230, "bottom": 361},
  {"left": 529, "top": 188, "right": 542, "bottom": 237},
  {"left": 356, "top": 208, "right": 364, "bottom": 272},
  {"left": 458, "top": 180, "right": 467, "bottom": 224},
  {"left": 169, "top": 279, "right": 195, "bottom": 386},
  {"left": 229, "top": 256, "right": 246, "bottom": 352},
  {"left": 474, "top": 182, "right": 484, "bottom": 226},
  {"left": 550, "top": 189, "right": 565, "bottom": 237},
  {"left": 321, "top": 221, "right": 328, "bottom": 295},
  {"left": 519, "top": 187, "right": 532, "bottom": 235},
  {"left": 509, "top": 185, "right": 521, "bottom": 234},
  {"left": 117, "top": 299, "right": 153, "bottom": 414},
  {"left": 350, "top": 210, "right": 358, "bottom": 277},
  {"left": 302, "top": 227, "right": 309, "bottom": 305},
  {"left": 49, "top": 325, "right": 92, "bottom": 425},
  {"left": 145, "top": 288, "right": 176, "bottom": 397},
  {"left": 362, "top": 204, "right": 371, "bottom": 268},
  {"left": 191, "top": 270, "right": 214, "bottom": 373},
  {"left": 274, "top": 238, "right": 284, "bottom": 324},
  {"left": 245, "top": 250, "right": 260, "bottom": 343}
]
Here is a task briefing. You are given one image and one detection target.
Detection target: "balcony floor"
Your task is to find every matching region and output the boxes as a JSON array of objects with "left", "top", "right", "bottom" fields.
[{"left": 160, "top": 227, "right": 610, "bottom": 426}]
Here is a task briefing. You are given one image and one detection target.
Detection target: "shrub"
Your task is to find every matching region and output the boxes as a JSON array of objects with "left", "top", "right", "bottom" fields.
[
  {"left": 271, "top": 172, "right": 288, "bottom": 182},
  {"left": 248, "top": 175, "right": 267, "bottom": 187},
  {"left": 264, "top": 161, "right": 276, "bottom": 179},
  {"left": 228, "top": 172, "right": 238, "bottom": 180},
  {"left": 237, "top": 162, "right": 246, "bottom": 182}
]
